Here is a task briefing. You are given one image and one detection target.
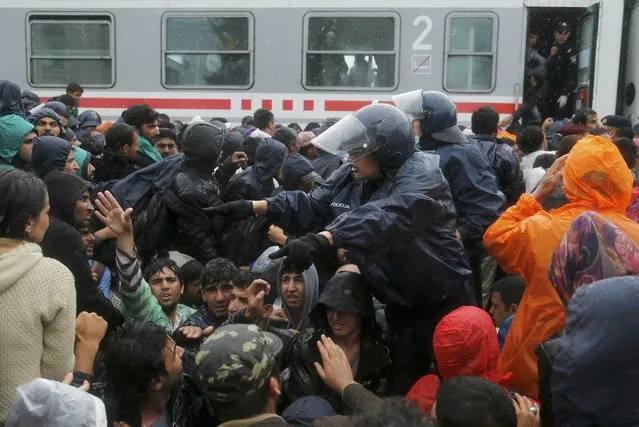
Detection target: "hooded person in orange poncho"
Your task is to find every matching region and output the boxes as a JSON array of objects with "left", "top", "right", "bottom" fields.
[{"left": 483, "top": 134, "right": 639, "bottom": 398}]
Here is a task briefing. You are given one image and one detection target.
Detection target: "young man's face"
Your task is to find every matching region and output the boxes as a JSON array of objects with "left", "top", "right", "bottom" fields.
[
  {"left": 586, "top": 113, "right": 599, "bottom": 129},
  {"left": 489, "top": 291, "right": 516, "bottom": 327},
  {"left": 155, "top": 137, "right": 178, "bottom": 157},
  {"left": 281, "top": 272, "right": 304, "bottom": 309},
  {"left": 73, "top": 190, "right": 93, "bottom": 225},
  {"left": 326, "top": 309, "right": 362, "bottom": 339},
  {"left": 141, "top": 120, "right": 160, "bottom": 142},
  {"left": 228, "top": 286, "right": 250, "bottom": 314},
  {"left": 81, "top": 231, "right": 95, "bottom": 258},
  {"left": 149, "top": 267, "right": 183, "bottom": 312},
  {"left": 35, "top": 117, "right": 61, "bottom": 137},
  {"left": 19, "top": 131, "right": 37, "bottom": 162},
  {"left": 64, "top": 150, "right": 80, "bottom": 175},
  {"left": 120, "top": 133, "right": 139, "bottom": 159},
  {"left": 68, "top": 91, "right": 83, "bottom": 101},
  {"left": 202, "top": 280, "right": 233, "bottom": 318}
]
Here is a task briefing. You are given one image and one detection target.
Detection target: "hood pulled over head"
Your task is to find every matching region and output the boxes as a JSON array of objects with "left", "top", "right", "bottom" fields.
[
  {"left": 31, "top": 136, "right": 72, "bottom": 179},
  {"left": 44, "top": 170, "right": 91, "bottom": 226},
  {"left": 254, "top": 138, "right": 287, "bottom": 182},
  {"left": 180, "top": 122, "right": 225, "bottom": 174},
  {"left": 0, "top": 79, "right": 26, "bottom": 118}
]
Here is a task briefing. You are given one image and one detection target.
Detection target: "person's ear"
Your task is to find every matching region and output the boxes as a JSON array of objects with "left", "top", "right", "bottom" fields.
[
  {"left": 263, "top": 304, "right": 274, "bottom": 319},
  {"left": 151, "top": 376, "right": 164, "bottom": 392},
  {"left": 268, "top": 375, "right": 281, "bottom": 398},
  {"left": 509, "top": 303, "right": 518, "bottom": 315}
]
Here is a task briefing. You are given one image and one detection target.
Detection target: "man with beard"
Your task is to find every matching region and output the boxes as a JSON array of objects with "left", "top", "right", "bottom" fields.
[
  {"left": 27, "top": 108, "right": 63, "bottom": 137},
  {"left": 41, "top": 171, "right": 124, "bottom": 330},
  {"left": 122, "top": 104, "right": 162, "bottom": 167}
]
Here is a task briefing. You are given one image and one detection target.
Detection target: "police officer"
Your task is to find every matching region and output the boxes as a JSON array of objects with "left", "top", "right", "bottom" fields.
[
  {"left": 209, "top": 103, "right": 472, "bottom": 394},
  {"left": 393, "top": 90, "right": 505, "bottom": 306},
  {"left": 546, "top": 22, "right": 577, "bottom": 119}
]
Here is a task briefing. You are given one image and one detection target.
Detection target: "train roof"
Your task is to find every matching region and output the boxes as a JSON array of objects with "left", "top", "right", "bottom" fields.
[{"left": 4, "top": 0, "right": 605, "bottom": 9}]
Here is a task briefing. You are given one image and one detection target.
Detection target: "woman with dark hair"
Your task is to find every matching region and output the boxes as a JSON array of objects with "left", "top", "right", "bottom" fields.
[{"left": 0, "top": 169, "right": 76, "bottom": 423}]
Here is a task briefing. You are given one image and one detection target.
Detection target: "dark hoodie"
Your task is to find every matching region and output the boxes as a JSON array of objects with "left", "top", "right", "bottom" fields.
[
  {"left": 27, "top": 108, "right": 63, "bottom": 136},
  {"left": 552, "top": 276, "right": 639, "bottom": 427},
  {"left": 21, "top": 90, "right": 40, "bottom": 114},
  {"left": 218, "top": 138, "right": 286, "bottom": 266},
  {"left": 31, "top": 136, "right": 71, "bottom": 178},
  {"left": 284, "top": 271, "right": 389, "bottom": 411},
  {"left": 0, "top": 80, "right": 26, "bottom": 118},
  {"left": 41, "top": 171, "right": 124, "bottom": 330},
  {"left": 135, "top": 122, "right": 226, "bottom": 264}
]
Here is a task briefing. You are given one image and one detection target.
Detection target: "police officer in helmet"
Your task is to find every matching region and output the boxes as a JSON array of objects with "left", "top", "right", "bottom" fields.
[
  {"left": 210, "top": 102, "right": 472, "bottom": 394},
  {"left": 394, "top": 90, "right": 505, "bottom": 305}
]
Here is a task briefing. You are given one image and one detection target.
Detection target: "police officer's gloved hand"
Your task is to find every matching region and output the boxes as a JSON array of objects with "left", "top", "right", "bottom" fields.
[
  {"left": 268, "top": 233, "right": 331, "bottom": 270},
  {"left": 203, "top": 200, "right": 253, "bottom": 222}
]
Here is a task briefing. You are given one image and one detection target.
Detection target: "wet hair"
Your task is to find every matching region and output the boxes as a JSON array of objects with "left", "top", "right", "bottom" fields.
[
  {"left": 105, "top": 122, "right": 137, "bottom": 152},
  {"left": 287, "top": 123, "right": 302, "bottom": 133},
  {"left": 66, "top": 82, "right": 83, "bottom": 94},
  {"left": 58, "top": 94, "right": 78, "bottom": 108},
  {"left": 254, "top": 109, "right": 274, "bottom": 131},
  {"left": 471, "top": 105, "right": 500, "bottom": 136},
  {"left": 436, "top": 376, "right": 517, "bottom": 427},
  {"left": 281, "top": 258, "right": 306, "bottom": 276},
  {"left": 143, "top": 258, "right": 183, "bottom": 287},
  {"left": 273, "top": 126, "right": 298, "bottom": 149},
  {"left": 516, "top": 126, "right": 545, "bottom": 155},
  {"left": 556, "top": 134, "right": 581, "bottom": 158},
  {"left": 532, "top": 153, "right": 556, "bottom": 170},
  {"left": 353, "top": 398, "right": 435, "bottom": 427},
  {"left": 304, "top": 122, "right": 321, "bottom": 132},
  {"left": 572, "top": 108, "right": 597, "bottom": 126},
  {"left": 0, "top": 169, "right": 48, "bottom": 239},
  {"left": 103, "top": 321, "right": 168, "bottom": 426},
  {"left": 612, "top": 137, "right": 638, "bottom": 169},
  {"left": 490, "top": 276, "right": 525, "bottom": 307},
  {"left": 157, "top": 127, "right": 177, "bottom": 142},
  {"left": 181, "top": 259, "right": 204, "bottom": 285},
  {"left": 123, "top": 104, "right": 159, "bottom": 130},
  {"left": 201, "top": 258, "right": 238, "bottom": 287},
  {"left": 235, "top": 270, "right": 259, "bottom": 289}
]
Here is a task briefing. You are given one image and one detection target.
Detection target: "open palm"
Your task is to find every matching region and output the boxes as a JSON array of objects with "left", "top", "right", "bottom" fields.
[{"left": 95, "top": 191, "right": 133, "bottom": 236}]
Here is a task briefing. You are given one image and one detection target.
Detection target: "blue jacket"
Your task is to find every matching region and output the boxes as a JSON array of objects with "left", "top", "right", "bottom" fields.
[
  {"left": 266, "top": 151, "right": 471, "bottom": 308},
  {"left": 421, "top": 140, "right": 505, "bottom": 250},
  {"left": 31, "top": 136, "right": 72, "bottom": 179},
  {"left": 552, "top": 276, "right": 639, "bottom": 427}
]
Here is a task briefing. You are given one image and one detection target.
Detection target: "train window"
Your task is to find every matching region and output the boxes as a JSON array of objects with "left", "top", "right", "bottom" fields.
[
  {"left": 163, "top": 13, "right": 253, "bottom": 88},
  {"left": 28, "top": 15, "right": 114, "bottom": 87},
  {"left": 444, "top": 13, "right": 498, "bottom": 92},
  {"left": 303, "top": 13, "right": 399, "bottom": 90}
]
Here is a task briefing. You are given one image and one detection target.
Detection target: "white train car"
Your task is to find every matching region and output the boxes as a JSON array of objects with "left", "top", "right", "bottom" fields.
[{"left": 0, "top": 0, "right": 631, "bottom": 123}]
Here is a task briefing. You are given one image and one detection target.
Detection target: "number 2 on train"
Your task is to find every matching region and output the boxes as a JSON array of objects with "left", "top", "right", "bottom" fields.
[{"left": 412, "top": 15, "right": 433, "bottom": 51}]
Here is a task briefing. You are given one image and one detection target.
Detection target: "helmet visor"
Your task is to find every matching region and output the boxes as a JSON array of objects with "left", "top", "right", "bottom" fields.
[
  {"left": 392, "top": 90, "right": 425, "bottom": 120},
  {"left": 312, "top": 114, "right": 381, "bottom": 161}
]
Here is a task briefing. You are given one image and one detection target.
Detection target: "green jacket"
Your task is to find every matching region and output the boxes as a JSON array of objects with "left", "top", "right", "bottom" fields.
[
  {"left": 121, "top": 278, "right": 196, "bottom": 333},
  {"left": 0, "top": 114, "right": 35, "bottom": 168},
  {"left": 137, "top": 135, "right": 162, "bottom": 163}
]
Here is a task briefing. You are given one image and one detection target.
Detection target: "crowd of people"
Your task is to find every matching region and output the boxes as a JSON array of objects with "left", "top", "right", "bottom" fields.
[{"left": 1, "top": 75, "right": 639, "bottom": 427}]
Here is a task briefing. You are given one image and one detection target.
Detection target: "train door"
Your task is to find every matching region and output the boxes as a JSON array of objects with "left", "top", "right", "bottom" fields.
[
  {"left": 623, "top": 1, "right": 639, "bottom": 122},
  {"left": 524, "top": 1, "right": 601, "bottom": 119},
  {"left": 575, "top": 4, "right": 599, "bottom": 110}
]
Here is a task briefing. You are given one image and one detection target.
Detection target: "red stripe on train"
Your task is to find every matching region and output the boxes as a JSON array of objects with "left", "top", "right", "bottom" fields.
[
  {"left": 324, "top": 100, "right": 515, "bottom": 114},
  {"left": 41, "top": 96, "right": 515, "bottom": 113}
]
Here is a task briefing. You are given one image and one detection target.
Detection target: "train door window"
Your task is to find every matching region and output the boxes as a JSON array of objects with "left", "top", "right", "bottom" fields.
[
  {"left": 444, "top": 13, "right": 498, "bottom": 92},
  {"left": 303, "top": 13, "right": 399, "bottom": 90},
  {"left": 28, "top": 14, "right": 114, "bottom": 87},
  {"left": 163, "top": 13, "right": 253, "bottom": 88}
]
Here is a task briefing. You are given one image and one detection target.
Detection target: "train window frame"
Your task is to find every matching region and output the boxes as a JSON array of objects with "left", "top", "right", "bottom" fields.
[
  {"left": 302, "top": 11, "right": 400, "bottom": 92},
  {"left": 26, "top": 12, "right": 116, "bottom": 88},
  {"left": 161, "top": 11, "right": 255, "bottom": 90},
  {"left": 443, "top": 12, "right": 498, "bottom": 93}
]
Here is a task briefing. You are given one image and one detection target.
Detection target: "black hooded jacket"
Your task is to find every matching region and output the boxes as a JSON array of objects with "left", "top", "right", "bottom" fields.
[
  {"left": 135, "top": 123, "right": 226, "bottom": 264},
  {"left": 93, "top": 150, "right": 140, "bottom": 183},
  {"left": 218, "top": 138, "right": 286, "bottom": 266},
  {"left": 31, "top": 136, "right": 72, "bottom": 178},
  {"left": 41, "top": 171, "right": 124, "bottom": 330},
  {"left": 469, "top": 135, "right": 524, "bottom": 207},
  {"left": 0, "top": 79, "right": 26, "bottom": 118},
  {"left": 283, "top": 271, "right": 390, "bottom": 411}
]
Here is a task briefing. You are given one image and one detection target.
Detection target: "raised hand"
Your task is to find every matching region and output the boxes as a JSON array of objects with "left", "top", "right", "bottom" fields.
[
  {"left": 95, "top": 191, "right": 133, "bottom": 237},
  {"left": 314, "top": 335, "right": 357, "bottom": 394}
]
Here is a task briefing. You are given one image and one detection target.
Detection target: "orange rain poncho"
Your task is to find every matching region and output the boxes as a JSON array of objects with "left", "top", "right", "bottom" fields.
[{"left": 484, "top": 135, "right": 639, "bottom": 398}]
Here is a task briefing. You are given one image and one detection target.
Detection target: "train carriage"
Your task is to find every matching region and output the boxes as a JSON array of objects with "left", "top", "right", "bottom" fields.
[{"left": 0, "top": 0, "right": 634, "bottom": 124}]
